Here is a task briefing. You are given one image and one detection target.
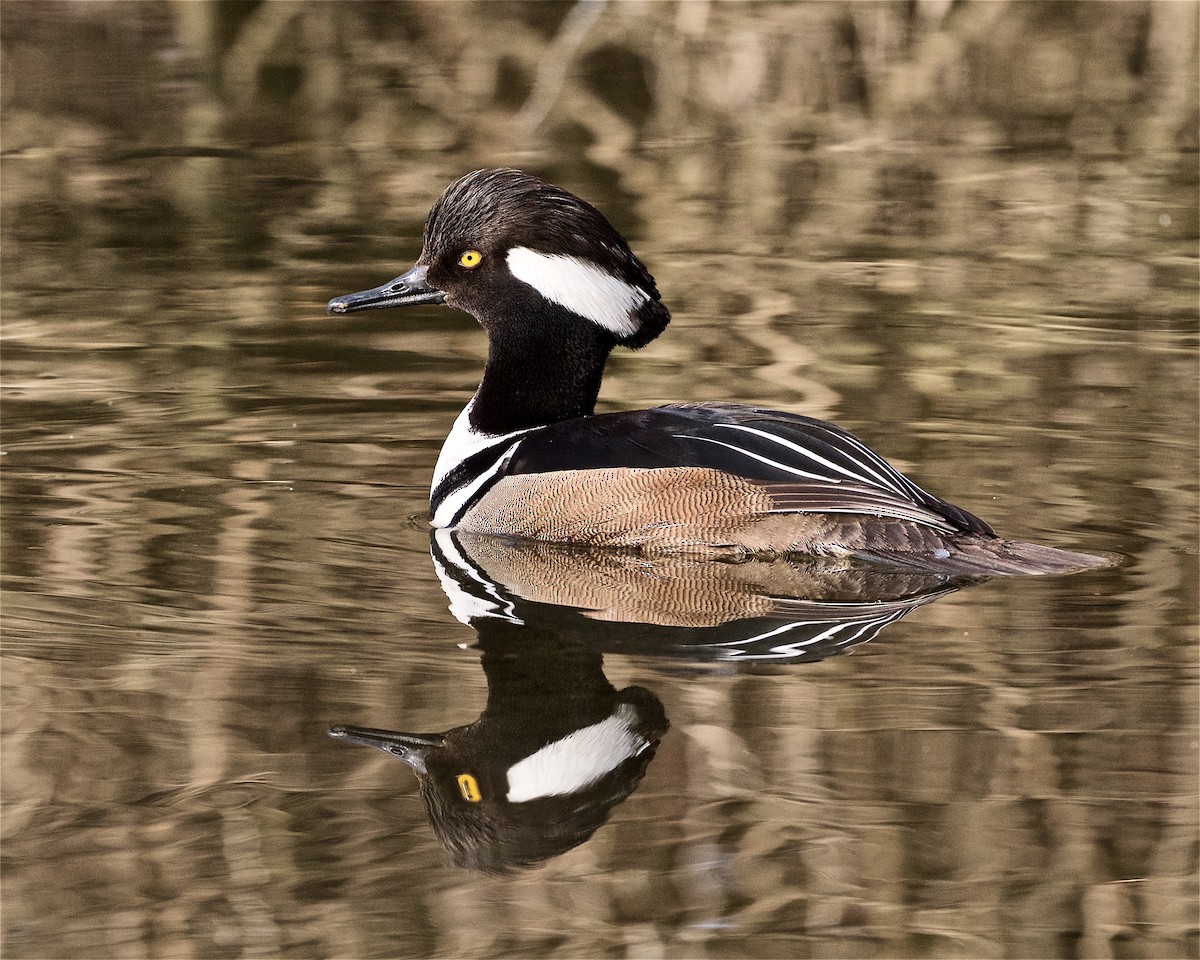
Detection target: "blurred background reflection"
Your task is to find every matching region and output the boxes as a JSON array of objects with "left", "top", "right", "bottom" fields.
[{"left": 2, "top": 2, "right": 1197, "bottom": 958}]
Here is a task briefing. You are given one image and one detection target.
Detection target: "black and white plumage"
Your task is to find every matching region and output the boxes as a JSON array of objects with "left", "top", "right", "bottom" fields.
[
  {"left": 329, "top": 168, "right": 1110, "bottom": 576},
  {"left": 429, "top": 528, "right": 969, "bottom": 664},
  {"left": 328, "top": 612, "right": 668, "bottom": 874}
]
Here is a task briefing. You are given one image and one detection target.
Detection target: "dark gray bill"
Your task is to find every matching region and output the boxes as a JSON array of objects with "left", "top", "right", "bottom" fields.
[
  {"left": 328, "top": 724, "right": 446, "bottom": 774},
  {"left": 327, "top": 264, "right": 445, "bottom": 314}
]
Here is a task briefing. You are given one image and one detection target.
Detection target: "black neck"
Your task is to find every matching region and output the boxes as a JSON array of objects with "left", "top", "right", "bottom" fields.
[{"left": 469, "top": 301, "right": 614, "bottom": 435}]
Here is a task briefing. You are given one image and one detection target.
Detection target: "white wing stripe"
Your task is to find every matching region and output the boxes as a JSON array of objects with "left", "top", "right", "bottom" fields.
[
  {"left": 703, "top": 608, "right": 908, "bottom": 660},
  {"left": 675, "top": 435, "right": 839, "bottom": 482},
  {"left": 837, "top": 431, "right": 928, "bottom": 497},
  {"left": 706, "top": 616, "right": 853, "bottom": 651},
  {"left": 711, "top": 423, "right": 907, "bottom": 494}
]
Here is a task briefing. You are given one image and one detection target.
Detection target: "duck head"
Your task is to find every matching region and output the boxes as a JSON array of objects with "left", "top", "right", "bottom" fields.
[{"left": 327, "top": 168, "right": 670, "bottom": 349}]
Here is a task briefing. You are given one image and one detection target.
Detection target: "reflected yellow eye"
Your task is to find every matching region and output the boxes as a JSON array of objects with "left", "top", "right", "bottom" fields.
[
  {"left": 456, "top": 773, "right": 482, "bottom": 802},
  {"left": 458, "top": 250, "right": 483, "bottom": 269}
]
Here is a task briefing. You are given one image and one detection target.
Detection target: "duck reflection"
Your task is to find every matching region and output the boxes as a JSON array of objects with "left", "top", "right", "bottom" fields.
[
  {"left": 330, "top": 622, "right": 668, "bottom": 874},
  {"left": 329, "top": 531, "right": 976, "bottom": 872},
  {"left": 430, "top": 530, "right": 974, "bottom": 662}
]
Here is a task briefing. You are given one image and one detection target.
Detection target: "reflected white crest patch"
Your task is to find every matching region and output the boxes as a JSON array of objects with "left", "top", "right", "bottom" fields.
[
  {"left": 507, "top": 247, "right": 647, "bottom": 337},
  {"left": 505, "top": 703, "right": 649, "bottom": 802}
]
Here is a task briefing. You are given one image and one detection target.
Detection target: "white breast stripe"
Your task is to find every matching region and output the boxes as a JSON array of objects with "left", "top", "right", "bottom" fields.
[
  {"left": 432, "top": 439, "right": 522, "bottom": 528},
  {"left": 677, "top": 435, "right": 838, "bottom": 482},
  {"left": 432, "top": 396, "right": 537, "bottom": 495},
  {"left": 505, "top": 704, "right": 649, "bottom": 803},
  {"left": 712, "top": 423, "right": 907, "bottom": 494},
  {"left": 507, "top": 247, "right": 647, "bottom": 337}
]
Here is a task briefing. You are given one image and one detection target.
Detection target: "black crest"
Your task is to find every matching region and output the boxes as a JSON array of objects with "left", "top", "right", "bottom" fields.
[{"left": 423, "top": 169, "right": 669, "bottom": 347}]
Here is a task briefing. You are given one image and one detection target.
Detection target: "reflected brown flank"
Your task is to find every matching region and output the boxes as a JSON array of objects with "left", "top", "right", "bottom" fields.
[{"left": 1, "top": 2, "right": 1196, "bottom": 958}]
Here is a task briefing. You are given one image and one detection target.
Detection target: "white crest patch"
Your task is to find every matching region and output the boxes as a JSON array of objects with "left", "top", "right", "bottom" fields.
[
  {"left": 507, "top": 247, "right": 647, "bottom": 337},
  {"left": 504, "top": 703, "right": 650, "bottom": 803}
]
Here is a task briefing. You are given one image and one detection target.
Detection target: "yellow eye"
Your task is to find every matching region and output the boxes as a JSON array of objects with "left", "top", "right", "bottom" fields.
[
  {"left": 458, "top": 250, "right": 483, "bottom": 269},
  {"left": 456, "top": 773, "right": 482, "bottom": 802}
]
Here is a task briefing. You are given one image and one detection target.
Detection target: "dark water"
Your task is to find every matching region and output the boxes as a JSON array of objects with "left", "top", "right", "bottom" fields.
[{"left": 2, "top": 3, "right": 1198, "bottom": 959}]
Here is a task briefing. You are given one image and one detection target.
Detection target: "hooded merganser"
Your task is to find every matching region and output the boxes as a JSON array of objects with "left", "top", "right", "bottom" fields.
[
  {"left": 430, "top": 528, "right": 965, "bottom": 662},
  {"left": 329, "top": 169, "right": 1111, "bottom": 577},
  {"left": 329, "top": 626, "right": 667, "bottom": 873}
]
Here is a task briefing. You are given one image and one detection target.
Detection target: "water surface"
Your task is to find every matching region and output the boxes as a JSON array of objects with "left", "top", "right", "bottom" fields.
[{"left": 3, "top": 3, "right": 1198, "bottom": 958}]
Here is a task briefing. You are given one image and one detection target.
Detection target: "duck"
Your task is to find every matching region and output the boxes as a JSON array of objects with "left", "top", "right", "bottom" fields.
[
  {"left": 329, "top": 624, "right": 667, "bottom": 873},
  {"left": 430, "top": 528, "right": 966, "bottom": 661},
  {"left": 328, "top": 168, "right": 1110, "bottom": 576}
]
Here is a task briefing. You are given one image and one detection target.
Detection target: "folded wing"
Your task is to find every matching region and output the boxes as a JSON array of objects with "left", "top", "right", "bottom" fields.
[{"left": 503, "top": 402, "right": 994, "bottom": 537}]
